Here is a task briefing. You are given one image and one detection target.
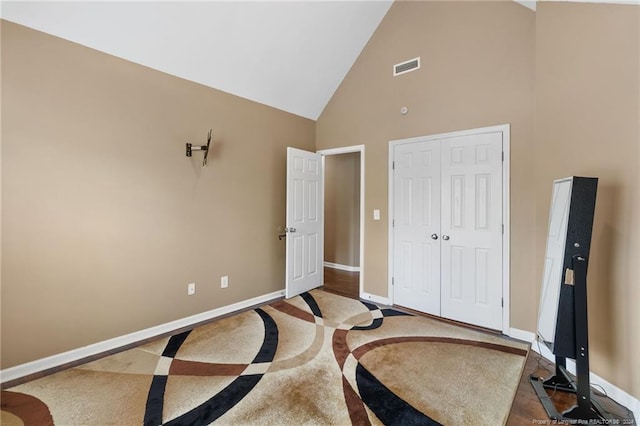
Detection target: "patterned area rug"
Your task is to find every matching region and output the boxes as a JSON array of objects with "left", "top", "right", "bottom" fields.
[{"left": 1, "top": 289, "right": 528, "bottom": 425}]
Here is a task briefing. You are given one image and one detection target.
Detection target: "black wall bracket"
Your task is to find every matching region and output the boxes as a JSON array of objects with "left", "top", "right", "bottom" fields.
[{"left": 186, "top": 129, "right": 212, "bottom": 166}]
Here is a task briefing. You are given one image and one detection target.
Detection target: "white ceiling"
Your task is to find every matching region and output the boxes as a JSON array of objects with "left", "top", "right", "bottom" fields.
[
  {"left": 0, "top": 1, "right": 393, "bottom": 120},
  {"left": 4, "top": 1, "right": 636, "bottom": 120}
]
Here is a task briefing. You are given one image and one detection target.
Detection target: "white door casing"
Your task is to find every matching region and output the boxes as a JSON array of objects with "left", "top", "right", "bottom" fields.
[
  {"left": 389, "top": 125, "right": 509, "bottom": 332},
  {"left": 440, "top": 132, "right": 503, "bottom": 330},
  {"left": 392, "top": 140, "right": 442, "bottom": 316},
  {"left": 317, "top": 145, "right": 366, "bottom": 299},
  {"left": 285, "top": 147, "right": 324, "bottom": 298}
]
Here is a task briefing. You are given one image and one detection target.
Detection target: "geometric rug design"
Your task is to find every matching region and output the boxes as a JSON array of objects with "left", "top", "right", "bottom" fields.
[{"left": 1, "top": 289, "right": 528, "bottom": 425}]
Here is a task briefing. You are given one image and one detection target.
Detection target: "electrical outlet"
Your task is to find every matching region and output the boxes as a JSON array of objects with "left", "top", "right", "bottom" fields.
[
  {"left": 187, "top": 282, "right": 196, "bottom": 295},
  {"left": 221, "top": 276, "right": 228, "bottom": 288}
]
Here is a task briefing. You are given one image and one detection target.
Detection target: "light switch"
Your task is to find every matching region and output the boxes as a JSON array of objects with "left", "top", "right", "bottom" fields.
[{"left": 373, "top": 209, "right": 380, "bottom": 220}]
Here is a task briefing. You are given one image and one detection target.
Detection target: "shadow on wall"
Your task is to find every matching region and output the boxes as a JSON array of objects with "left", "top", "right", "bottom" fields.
[{"left": 589, "top": 183, "right": 619, "bottom": 364}]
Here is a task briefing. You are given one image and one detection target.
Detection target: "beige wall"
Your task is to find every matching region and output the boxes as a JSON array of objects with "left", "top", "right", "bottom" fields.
[
  {"left": 324, "top": 152, "right": 360, "bottom": 267},
  {"left": 0, "top": 21, "right": 315, "bottom": 368},
  {"left": 318, "top": 0, "right": 639, "bottom": 399},
  {"left": 535, "top": 2, "right": 640, "bottom": 398},
  {"left": 316, "top": 0, "right": 536, "bottom": 325}
]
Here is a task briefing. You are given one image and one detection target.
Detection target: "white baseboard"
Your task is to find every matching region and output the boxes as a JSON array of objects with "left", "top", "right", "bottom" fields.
[
  {"left": 360, "top": 291, "right": 390, "bottom": 306},
  {"left": 508, "top": 327, "right": 536, "bottom": 343},
  {"left": 510, "top": 327, "right": 640, "bottom": 422},
  {"left": 323, "top": 262, "right": 360, "bottom": 272},
  {"left": 0, "top": 289, "right": 285, "bottom": 385}
]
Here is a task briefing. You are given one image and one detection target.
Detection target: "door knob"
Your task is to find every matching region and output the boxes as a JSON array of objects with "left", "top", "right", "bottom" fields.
[
  {"left": 431, "top": 233, "right": 438, "bottom": 240},
  {"left": 442, "top": 234, "right": 450, "bottom": 241}
]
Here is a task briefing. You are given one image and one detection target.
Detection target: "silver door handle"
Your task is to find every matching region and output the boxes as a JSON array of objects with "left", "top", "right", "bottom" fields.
[
  {"left": 431, "top": 233, "right": 438, "bottom": 240},
  {"left": 442, "top": 234, "right": 450, "bottom": 241},
  {"left": 285, "top": 227, "right": 297, "bottom": 233}
]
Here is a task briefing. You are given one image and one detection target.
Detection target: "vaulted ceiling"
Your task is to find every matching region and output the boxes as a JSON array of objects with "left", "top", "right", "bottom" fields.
[
  {"left": 1, "top": 1, "right": 393, "bottom": 120},
  {"left": 5, "top": 1, "right": 634, "bottom": 120}
]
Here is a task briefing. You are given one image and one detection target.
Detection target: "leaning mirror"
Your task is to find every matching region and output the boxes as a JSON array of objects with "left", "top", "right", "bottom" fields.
[
  {"left": 536, "top": 177, "right": 575, "bottom": 350},
  {"left": 530, "top": 176, "right": 618, "bottom": 422}
]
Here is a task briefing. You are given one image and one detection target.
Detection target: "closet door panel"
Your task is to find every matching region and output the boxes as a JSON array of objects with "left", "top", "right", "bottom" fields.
[
  {"left": 440, "top": 132, "right": 503, "bottom": 330},
  {"left": 392, "top": 140, "right": 441, "bottom": 316}
]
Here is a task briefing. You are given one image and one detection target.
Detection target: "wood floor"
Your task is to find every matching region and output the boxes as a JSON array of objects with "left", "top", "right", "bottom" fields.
[
  {"left": 321, "top": 267, "right": 636, "bottom": 425},
  {"left": 3, "top": 268, "right": 634, "bottom": 424}
]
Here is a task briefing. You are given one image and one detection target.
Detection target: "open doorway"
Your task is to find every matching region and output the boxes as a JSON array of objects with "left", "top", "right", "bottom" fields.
[{"left": 318, "top": 146, "right": 364, "bottom": 299}]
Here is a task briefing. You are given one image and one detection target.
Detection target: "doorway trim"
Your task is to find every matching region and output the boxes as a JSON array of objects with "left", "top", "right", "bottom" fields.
[
  {"left": 387, "top": 124, "right": 511, "bottom": 333},
  {"left": 317, "top": 145, "right": 365, "bottom": 298}
]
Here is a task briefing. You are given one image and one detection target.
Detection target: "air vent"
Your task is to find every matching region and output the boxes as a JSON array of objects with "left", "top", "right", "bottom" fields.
[{"left": 393, "top": 57, "right": 420, "bottom": 76}]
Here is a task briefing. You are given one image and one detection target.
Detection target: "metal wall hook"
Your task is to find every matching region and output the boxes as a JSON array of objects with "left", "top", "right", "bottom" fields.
[{"left": 186, "top": 129, "right": 212, "bottom": 166}]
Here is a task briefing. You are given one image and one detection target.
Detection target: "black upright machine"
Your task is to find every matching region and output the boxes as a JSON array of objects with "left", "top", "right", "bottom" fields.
[{"left": 530, "top": 176, "right": 616, "bottom": 422}]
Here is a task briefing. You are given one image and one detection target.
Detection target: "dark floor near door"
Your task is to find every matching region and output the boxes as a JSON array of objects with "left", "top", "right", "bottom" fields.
[
  {"left": 322, "top": 267, "right": 359, "bottom": 299},
  {"left": 321, "top": 266, "right": 636, "bottom": 425}
]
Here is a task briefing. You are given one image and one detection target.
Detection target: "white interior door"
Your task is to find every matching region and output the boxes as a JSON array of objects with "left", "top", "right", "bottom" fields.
[
  {"left": 440, "top": 132, "right": 503, "bottom": 330},
  {"left": 285, "top": 147, "right": 323, "bottom": 298},
  {"left": 390, "top": 129, "right": 505, "bottom": 330},
  {"left": 392, "top": 140, "right": 441, "bottom": 316}
]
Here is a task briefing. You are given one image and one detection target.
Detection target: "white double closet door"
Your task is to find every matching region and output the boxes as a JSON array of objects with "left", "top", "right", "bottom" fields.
[{"left": 392, "top": 131, "right": 503, "bottom": 330}]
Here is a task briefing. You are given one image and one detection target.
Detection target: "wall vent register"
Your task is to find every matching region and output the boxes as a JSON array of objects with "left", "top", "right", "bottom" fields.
[{"left": 393, "top": 57, "right": 420, "bottom": 76}]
